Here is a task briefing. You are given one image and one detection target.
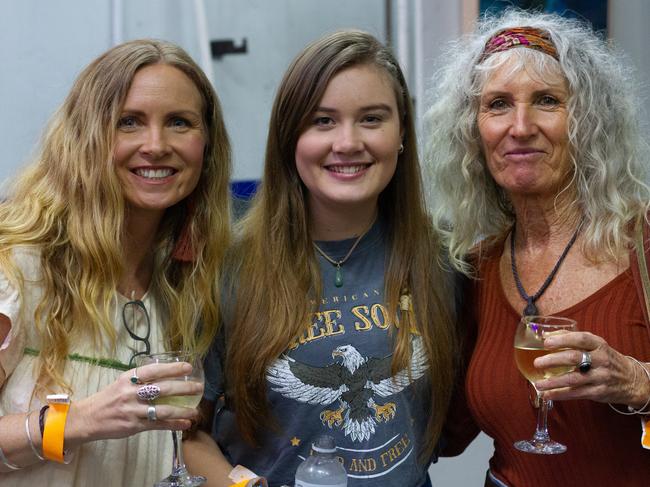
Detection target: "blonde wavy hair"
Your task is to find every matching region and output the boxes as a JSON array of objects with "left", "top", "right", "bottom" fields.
[
  {"left": 425, "top": 9, "right": 650, "bottom": 273},
  {"left": 225, "top": 30, "right": 458, "bottom": 460},
  {"left": 0, "top": 39, "right": 231, "bottom": 396}
]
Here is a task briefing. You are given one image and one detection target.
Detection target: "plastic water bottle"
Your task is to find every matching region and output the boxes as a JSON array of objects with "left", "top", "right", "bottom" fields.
[{"left": 294, "top": 435, "right": 348, "bottom": 487}]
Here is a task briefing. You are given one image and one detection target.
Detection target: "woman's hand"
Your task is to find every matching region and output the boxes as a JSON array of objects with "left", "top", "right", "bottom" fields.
[
  {"left": 533, "top": 331, "right": 650, "bottom": 408},
  {"left": 65, "top": 361, "right": 202, "bottom": 447}
]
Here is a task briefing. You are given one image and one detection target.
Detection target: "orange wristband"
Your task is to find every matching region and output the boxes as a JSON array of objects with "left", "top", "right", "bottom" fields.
[
  {"left": 42, "top": 394, "right": 70, "bottom": 463},
  {"left": 230, "top": 480, "right": 266, "bottom": 487},
  {"left": 228, "top": 465, "right": 267, "bottom": 486}
]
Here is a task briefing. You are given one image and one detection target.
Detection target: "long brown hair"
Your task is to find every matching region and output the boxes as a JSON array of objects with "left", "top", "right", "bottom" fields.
[
  {"left": 0, "top": 39, "right": 231, "bottom": 396},
  {"left": 226, "top": 30, "right": 457, "bottom": 458}
]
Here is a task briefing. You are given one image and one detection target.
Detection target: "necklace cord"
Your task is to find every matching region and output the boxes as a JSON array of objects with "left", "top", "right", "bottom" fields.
[
  {"left": 312, "top": 216, "right": 376, "bottom": 265},
  {"left": 312, "top": 218, "right": 376, "bottom": 288},
  {"left": 510, "top": 221, "right": 581, "bottom": 316},
  {"left": 313, "top": 230, "right": 366, "bottom": 267}
]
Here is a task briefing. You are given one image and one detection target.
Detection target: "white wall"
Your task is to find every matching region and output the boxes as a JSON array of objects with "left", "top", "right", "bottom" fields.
[
  {"left": 0, "top": 1, "right": 112, "bottom": 183},
  {"left": 609, "top": 0, "right": 650, "bottom": 134},
  {"left": 3, "top": 1, "right": 646, "bottom": 185},
  {"left": 0, "top": 0, "right": 385, "bottom": 186}
]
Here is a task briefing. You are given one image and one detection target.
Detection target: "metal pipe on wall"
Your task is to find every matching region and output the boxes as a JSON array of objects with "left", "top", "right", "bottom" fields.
[
  {"left": 111, "top": 0, "right": 123, "bottom": 45},
  {"left": 413, "top": 0, "right": 424, "bottom": 124},
  {"left": 395, "top": 0, "right": 410, "bottom": 86},
  {"left": 385, "top": 0, "right": 392, "bottom": 44},
  {"left": 193, "top": 0, "right": 214, "bottom": 85}
]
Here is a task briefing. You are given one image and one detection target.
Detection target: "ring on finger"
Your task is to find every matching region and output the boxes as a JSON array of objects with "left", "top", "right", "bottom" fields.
[
  {"left": 137, "top": 384, "right": 161, "bottom": 401},
  {"left": 130, "top": 367, "right": 141, "bottom": 384},
  {"left": 147, "top": 405, "right": 157, "bottom": 421},
  {"left": 578, "top": 351, "right": 592, "bottom": 373}
]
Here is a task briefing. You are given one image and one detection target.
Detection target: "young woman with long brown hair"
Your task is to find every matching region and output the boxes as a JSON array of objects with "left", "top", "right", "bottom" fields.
[{"left": 185, "top": 30, "right": 458, "bottom": 487}]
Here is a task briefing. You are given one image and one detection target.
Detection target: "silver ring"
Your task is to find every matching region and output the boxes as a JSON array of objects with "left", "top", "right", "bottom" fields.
[
  {"left": 578, "top": 351, "right": 592, "bottom": 373},
  {"left": 137, "top": 384, "right": 161, "bottom": 401},
  {"left": 147, "top": 405, "right": 157, "bottom": 421}
]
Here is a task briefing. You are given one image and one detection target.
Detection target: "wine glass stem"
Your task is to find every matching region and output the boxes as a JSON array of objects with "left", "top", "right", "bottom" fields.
[
  {"left": 533, "top": 397, "right": 551, "bottom": 443},
  {"left": 171, "top": 430, "right": 189, "bottom": 478}
]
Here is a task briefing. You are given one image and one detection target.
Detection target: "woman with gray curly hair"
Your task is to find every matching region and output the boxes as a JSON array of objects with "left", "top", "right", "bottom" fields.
[{"left": 426, "top": 9, "right": 650, "bottom": 487}]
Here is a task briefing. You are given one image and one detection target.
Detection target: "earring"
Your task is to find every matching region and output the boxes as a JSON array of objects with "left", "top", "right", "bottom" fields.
[{"left": 398, "top": 143, "right": 404, "bottom": 154}]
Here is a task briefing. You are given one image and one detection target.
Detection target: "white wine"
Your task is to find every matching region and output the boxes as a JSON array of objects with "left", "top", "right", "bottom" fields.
[
  {"left": 512, "top": 316, "right": 577, "bottom": 455},
  {"left": 155, "top": 394, "right": 202, "bottom": 408},
  {"left": 514, "top": 346, "right": 573, "bottom": 382}
]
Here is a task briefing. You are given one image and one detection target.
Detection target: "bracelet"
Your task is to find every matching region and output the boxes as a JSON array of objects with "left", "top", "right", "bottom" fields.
[
  {"left": 0, "top": 444, "right": 22, "bottom": 471},
  {"left": 25, "top": 410, "right": 45, "bottom": 461},
  {"left": 0, "top": 415, "right": 22, "bottom": 470},
  {"left": 609, "top": 356, "right": 650, "bottom": 415},
  {"left": 632, "top": 359, "right": 650, "bottom": 414},
  {"left": 39, "top": 405, "right": 49, "bottom": 437},
  {"left": 42, "top": 394, "right": 71, "bottom": 463}
]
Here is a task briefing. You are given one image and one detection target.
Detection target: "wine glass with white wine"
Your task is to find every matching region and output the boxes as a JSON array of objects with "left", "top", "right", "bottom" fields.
[
  {"left": 513, "top": 315, "right": 577, "bottom": 454},
  {"left": 136, "top": 352, "right": 205, "bottom": 486}
]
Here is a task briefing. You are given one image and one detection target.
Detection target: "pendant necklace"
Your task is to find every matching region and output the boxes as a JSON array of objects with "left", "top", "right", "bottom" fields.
[
  {"left": 510, "top": 221, "right": 581, "bottom": 316},
  {"left": 313, "top": 219, "right": 375, "bottom": 288}
]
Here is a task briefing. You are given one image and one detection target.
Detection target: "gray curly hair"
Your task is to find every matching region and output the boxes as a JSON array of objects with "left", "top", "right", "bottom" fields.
[{"left": 425, "top": 9, "right": 650, "bottom": 274}]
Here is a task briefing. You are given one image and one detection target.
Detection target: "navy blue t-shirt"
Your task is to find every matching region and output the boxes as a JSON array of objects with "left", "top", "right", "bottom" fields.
[{"left": 204, "top": 221, "right": 434, "bottom": 487}]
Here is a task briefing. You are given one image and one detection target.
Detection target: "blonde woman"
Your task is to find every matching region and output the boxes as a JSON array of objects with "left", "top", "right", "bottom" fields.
[
  {"left": 185, "top": 30, "right": 458, "bottom": 487},
  {"left": 0, "top": 39, "right": 231, "bottom": 486}
]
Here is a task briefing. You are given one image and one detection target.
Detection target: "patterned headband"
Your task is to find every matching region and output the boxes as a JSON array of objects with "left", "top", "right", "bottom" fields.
[{"left": 479, "top": 26, "right": 559, "bottom": 63}]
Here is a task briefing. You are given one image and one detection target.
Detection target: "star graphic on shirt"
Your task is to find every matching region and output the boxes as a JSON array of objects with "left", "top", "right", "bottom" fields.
[{"left": 290, "top": 436, "right": 301, "bottom": 447}]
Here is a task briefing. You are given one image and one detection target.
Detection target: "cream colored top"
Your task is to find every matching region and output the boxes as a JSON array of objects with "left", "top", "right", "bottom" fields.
[{"left": 0, "top": 248, "right": 172, "bottom": 486}]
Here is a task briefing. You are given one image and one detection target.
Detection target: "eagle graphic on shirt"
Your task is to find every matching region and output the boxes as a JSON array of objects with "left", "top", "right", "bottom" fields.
[{"left": 266, "top": 336, "right": 428, "bottom": 442}]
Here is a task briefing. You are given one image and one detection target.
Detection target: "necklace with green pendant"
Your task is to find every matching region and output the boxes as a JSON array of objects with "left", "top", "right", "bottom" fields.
[{"left": 312, "top": 221, "right": 374, "bottom": 288}]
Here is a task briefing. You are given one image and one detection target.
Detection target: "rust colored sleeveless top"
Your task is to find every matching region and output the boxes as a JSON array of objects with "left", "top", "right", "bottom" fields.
[{"left": 464, "top": 249, "right": 650, "bottom": 486}]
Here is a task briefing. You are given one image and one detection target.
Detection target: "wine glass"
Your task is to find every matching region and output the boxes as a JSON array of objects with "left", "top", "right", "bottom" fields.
[
  {"left": 513, "top": 315, "right": 577, "bottom": 454},
  {"left": 136, "top": 351, "right": 206, "bottom": 486}
]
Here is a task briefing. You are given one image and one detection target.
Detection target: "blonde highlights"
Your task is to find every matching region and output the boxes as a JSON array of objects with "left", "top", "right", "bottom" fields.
[{"left": 0, "top": 39, "right": 230, "bottom": 395}]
